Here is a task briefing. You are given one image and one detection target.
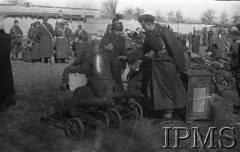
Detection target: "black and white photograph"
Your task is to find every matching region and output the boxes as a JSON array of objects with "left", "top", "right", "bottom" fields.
[{"left": 0, "top": 0, "right": 240, "bottom": 151}]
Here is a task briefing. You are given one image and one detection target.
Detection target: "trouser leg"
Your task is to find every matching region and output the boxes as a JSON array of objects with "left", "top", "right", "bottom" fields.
[{"left": 61, "top": 65, "right": 83, "bottom": 83}]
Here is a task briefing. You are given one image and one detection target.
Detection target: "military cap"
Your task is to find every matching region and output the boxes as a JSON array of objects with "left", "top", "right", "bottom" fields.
[
  {"left": 112, "top": 22, "right": 123, "bottom": 31},
  {"left": 138, "top": 14, "right": 155, "bottom": 23},
  {"left": 35, "top": 21, "right": 40, "bottom": 26},
  {"left": 78, "top": 24, "right": 82, "bottom": 27},
  {"left": 63, "top": 21, "right": 68, "bottom": 25},
  {"left": 43, "top": 16, "right": 48, "bottom": 21},
  {"left": 31, "top": 23, "right": 35, "bottom": 26},
  {"left": 14, "top": 19, "right": 19, "bottom": 23}
]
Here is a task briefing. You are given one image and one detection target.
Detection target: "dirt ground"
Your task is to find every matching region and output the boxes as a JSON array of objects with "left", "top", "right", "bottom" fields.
[{"left": 0, "top": 58, "right": 240, "bottom": 152}]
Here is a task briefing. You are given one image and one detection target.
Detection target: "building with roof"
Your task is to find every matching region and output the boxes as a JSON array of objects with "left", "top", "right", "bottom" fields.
[{"left": 0, "top": 3, "right": 101, "bottom": 19}]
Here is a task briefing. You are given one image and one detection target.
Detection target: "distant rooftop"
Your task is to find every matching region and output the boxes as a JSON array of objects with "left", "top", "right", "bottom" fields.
[{"left": 0, "top": 3, "right": 101, "bottom": 19}]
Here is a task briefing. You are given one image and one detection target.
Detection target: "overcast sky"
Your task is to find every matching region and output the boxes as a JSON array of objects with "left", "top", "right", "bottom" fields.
[{"left": 1, "top": 0, "right": 240, "bottom": 19}]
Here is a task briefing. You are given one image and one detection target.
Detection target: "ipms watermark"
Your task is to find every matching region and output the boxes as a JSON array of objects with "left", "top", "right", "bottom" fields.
[{"left": 163, "top": 127, "right": 236, "bottom": 149}]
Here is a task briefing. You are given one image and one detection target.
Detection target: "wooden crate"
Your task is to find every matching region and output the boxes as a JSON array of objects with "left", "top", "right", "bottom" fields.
[{"left": 181, "top": 70, "right": 213, "bottom": 122}]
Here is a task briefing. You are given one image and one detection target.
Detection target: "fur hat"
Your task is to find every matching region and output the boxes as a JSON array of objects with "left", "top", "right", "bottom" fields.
[{"left": 112, "top": 22, "right": 123, "bottom": 31}]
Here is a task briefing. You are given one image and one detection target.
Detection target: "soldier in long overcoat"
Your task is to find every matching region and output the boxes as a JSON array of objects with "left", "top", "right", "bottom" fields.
[
  {"left": 55, "top": 22, "right": 70, "bottom": 62},
  {"left": 37, "top": 17, "right": 55, "bottom": 63},
  {"left": 124, "top": 14, "right": 188, "bottom": 124},
  {"left": 31, "top": 21, "right": 41, "bottom": 61},
  {"left": 0, "top": 18, "right": 16, "bottom": 111}
]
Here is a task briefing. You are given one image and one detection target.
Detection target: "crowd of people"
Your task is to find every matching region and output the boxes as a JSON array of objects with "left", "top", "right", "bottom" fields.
[
  {"left": 2, "top": 12, "right": 240, "bottom": 125},
  {"left": 8, "top": 17, "right": 88, "bottom": 63}
]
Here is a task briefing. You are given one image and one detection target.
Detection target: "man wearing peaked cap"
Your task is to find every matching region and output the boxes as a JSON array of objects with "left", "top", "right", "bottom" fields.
[
  {"left": 126, "top": 14, "right": 188, "bottom": 124},
  {"left": 0, "top": 14, "right": 16, "bottom": 111},
  {"left": 14, "top": 19, "right": 19, "bottom": 23},
  {"left": 73, "top": 24, "right": 87, "bottom": 42},
  {"left": 27, "top": 23, "right": 35, "bottom": 45},
  {"left": 37, "top": 16, "right": 55, "bottom": 63},
  {"left": 30, "top": 21, "right": 41, "bottom": 62},
  {"left": 9, "top": 18, "right": 23, "bottom": 60},
  {"left": 138, "top": 14, "right": 155, "bottom": 23}
]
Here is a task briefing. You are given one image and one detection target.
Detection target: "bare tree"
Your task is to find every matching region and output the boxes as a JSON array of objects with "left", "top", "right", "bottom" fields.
[
  {"left": 232, "top": 11, "right": 240, "bottom": 24},
  {"left": 7, "top": 0, "right": 24, "bottom": 5},
  {"left": 200, "top": 9, "right": 216, "bottom": 25},
  {"left": 102, "top": 0, "right": 118, "bottom": 18},
  {"left": 6, "top": 0, "right": 32, "bottom": 5},
  {"left": 155, "top": 10, "right": 165, "bottom": 22},
  {"left": 133, "top": 7, "right": 144, "bottom": 19},
  {"left": 175, "top": 10, "right": 184, "bottom": 23},
  {"left": 167, "top": 11, "right": 175, "bottom": 23},
  {"left": 219, "top": 11, "right": 229, "bottom": 25},
  {"left": 124, "top": 7, "right": 134, "bottom": 19},
  {"left": 124, "top": 7, "right": 134, "bottom": 16}
]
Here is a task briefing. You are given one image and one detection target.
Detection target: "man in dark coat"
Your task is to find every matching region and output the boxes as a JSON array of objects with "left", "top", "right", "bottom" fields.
[
  {"left": 99, "top": 22, "right": 126, "bottom": 90},
  {"left": 27, "top": 23, "right": 35, "bottom": 44},
  {"left": 55, "top": 22, "right": 70, "bottom": 63},
  {"left": 27, "top": 22, "right": 40, "bottom": 62},
  {"left": 0, "top": 17, "right": 16, "bottom": 111},
  {"left": 60, "top": 32, "right": 94, "bottom": 90},
  {"left": 31, "top": 21, "right": 41, "bottom": 61},
  {"left": 208, "top": 27, "right": 214, "bottom": 45},
  {"left": 124, "top": 14, "right": 188, "bottom": 124},
  {"left": 37, "top": 17, "right": 55, "bottom": 63},
  {"left": 85, "top": 37, "right": 121, "bottom": 98},
  {"left": 9, "top": 19, "right": 23, "bottom": 60},
  {"left": 73, "top": 24, "right": 87, "bottom": 41},
  {"left": 233, "top": 34, "right": 240, "bottom": 113}
]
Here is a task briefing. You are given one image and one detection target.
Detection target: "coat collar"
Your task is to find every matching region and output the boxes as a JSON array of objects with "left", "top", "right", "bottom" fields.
[{"left": 150, "top": 23, "right": 163, "bottom": 37}]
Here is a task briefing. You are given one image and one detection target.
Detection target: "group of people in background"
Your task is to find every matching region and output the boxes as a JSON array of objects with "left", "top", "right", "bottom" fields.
[{"left": 9, "top": 17, "right": 87, "bottom": 63}]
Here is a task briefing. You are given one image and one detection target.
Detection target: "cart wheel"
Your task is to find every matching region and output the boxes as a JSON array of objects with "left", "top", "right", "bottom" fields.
[
  {"left": 95, "top": 111, "right": 109, "bottom": 131},
  {"left": 128, "top": 100, "right": 143, "bottom": 120},
  {"left": 65, "top": 118, "right": 84, "bottom": 140},
  {"left": 108, "top": 109, "right": 122, "bottom": 129}
]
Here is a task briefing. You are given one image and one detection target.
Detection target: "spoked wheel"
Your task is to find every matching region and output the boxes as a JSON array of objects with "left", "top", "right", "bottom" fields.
[
  {"left": 64, "top": 118, "right": 84, "bottom": 140},
  {"left": 95, "top": 111, "right": 109, "bottom": 131},
  {"left": 127, "top": 100, "right": 143, "bottom": 120},
  {"left": 108, "top": 109, "right": 122, "bottom": 129}
]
